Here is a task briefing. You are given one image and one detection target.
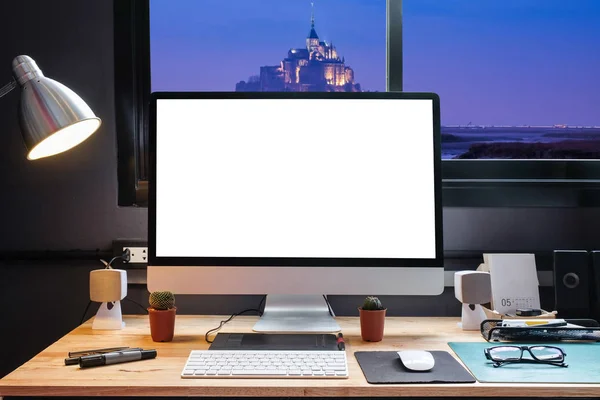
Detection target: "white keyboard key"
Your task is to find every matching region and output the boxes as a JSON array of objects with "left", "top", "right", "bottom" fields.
[{"left": 232, "top": 370, "right": 287, "bottom": 376}]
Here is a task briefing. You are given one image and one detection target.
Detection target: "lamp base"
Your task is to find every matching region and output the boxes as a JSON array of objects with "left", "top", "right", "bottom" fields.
[
  {"left": 92, "top": 301, "right": 125, "bottom": 330},
  {"left": 458, "top": 303, "right": 487, "bottom": 331}
]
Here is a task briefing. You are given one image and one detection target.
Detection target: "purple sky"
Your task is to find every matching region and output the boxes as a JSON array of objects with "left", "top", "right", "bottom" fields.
[
  {"left": 151, "top": 0, "right": 600, "bottom": 126},
  {"left": 403, "top": 0, "right": 600, "bottom": 126},
  {"left": 150, "top": 0, "right": 387, "bottom": 92}
]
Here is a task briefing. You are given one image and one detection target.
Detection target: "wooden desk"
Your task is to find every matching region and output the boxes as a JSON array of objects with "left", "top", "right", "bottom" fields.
[{"left": 1, "top": 316, "right": 598, "bottom": 398}]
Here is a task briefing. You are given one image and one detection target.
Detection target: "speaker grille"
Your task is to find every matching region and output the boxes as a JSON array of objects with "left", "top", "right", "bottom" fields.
[{"left": 553, "top": 250, "right": 590, "bottom": 318}]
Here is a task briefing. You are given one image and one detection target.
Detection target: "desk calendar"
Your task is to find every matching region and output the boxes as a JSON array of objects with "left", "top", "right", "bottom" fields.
[{"left": 483, "top": 253, "right": 541, "bottom": 315}]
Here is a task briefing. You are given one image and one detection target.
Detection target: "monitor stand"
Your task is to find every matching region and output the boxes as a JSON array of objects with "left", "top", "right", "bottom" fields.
[{"left": 252, "top": 294, "right": 341, "bottom": 333}]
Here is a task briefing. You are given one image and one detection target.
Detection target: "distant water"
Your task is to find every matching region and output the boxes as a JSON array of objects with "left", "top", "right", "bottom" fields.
[{"left": 441, "top": 127, "right": 600, "bottom": 159}]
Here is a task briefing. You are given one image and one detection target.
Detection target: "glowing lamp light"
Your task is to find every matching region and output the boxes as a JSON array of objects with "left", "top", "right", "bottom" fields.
[
  {"left": 2, "top": 55, "right": 102, "bottom": 160},
  {"left": 27, "top": 119, "right": 101, "bottom": 160}
]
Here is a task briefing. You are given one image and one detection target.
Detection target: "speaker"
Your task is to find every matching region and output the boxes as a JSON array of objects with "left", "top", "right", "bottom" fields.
[
  {"left": 455, "top": 271, "right": 492, "bottom": 305},
  {"left": 553, "top": 250, "right": 590, "bottom": 318},
  {"left": 89, "top": 269, "right": 127, "bottom": 330},
  {"left": 90, "top": 269, "right": 127, "bottom": 302},
  {"left": 454, "top": 271, "right": 491, "bottom": 330}
]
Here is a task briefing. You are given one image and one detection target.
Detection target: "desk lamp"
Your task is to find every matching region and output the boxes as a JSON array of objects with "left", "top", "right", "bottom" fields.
[
  {"left": 0, "top": 55, "right": 101, "bottom": 159},
  {"left": 1, "top": 55, "right": 113, "bottom": 327}
]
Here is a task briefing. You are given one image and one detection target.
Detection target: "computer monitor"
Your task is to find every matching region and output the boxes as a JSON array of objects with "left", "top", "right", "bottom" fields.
[{"left": 148, "top": 92, "right": 443, "bottom": 333}]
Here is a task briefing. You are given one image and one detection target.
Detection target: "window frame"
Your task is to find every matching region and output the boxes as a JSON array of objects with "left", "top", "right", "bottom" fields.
[
  {"left": 114, "top": 0, "right": 600, "bottom": 208},
  {"left": 115, "top": 0, "right": 150, "bottom": 206}
]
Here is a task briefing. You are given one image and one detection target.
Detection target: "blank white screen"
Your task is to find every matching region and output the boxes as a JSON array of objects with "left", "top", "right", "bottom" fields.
[{"left": 156, "top": 98, "right": 437, "bottom": 259}]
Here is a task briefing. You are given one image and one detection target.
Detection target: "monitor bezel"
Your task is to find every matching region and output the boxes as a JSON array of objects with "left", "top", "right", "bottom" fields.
[{"left": 149, "top": 91, "right": 443, "bottom": 267}]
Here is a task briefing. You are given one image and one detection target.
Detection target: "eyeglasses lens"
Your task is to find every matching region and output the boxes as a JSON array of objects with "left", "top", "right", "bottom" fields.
[
  {"left": 489, "top": 346, "right": 522, "bottom": 361},
  {"left": 530, "top": 346, "right": 564, "bottom": 362}
]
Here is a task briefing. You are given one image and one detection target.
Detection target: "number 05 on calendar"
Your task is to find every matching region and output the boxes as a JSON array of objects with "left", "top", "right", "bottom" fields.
[{"left": 482, "top": 254, "right": 541, "bottom": 315}]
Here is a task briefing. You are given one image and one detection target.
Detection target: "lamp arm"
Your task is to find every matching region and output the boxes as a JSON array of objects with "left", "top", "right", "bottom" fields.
[{"left": 0, "top": 79, "right": 17, "bottom": 99}]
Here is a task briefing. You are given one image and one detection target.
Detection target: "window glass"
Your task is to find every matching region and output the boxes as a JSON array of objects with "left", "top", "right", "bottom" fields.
[
  {"left": 150, "top": 0, "right": 387, "bottom": 93},
  {"left": 403, "top": 0, "right": 600, "bottom": 160}
]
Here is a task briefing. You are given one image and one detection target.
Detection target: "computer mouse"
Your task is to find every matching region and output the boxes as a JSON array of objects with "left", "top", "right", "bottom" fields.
[{"left": 397, "top": 350, "right": 435, "bottom": 371}]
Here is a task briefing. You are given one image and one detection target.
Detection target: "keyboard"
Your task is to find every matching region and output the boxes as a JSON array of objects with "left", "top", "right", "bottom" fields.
[{"left": 181, "top": 350, "right": 349, "bottom": 378}]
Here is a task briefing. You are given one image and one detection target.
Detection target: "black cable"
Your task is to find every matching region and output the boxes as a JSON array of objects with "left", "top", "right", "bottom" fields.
[
  {"left": 323, "top": 295, "right": 334, "bottom": 317},
  {"left": 80, "top": 300, "right": 93, "bottom": 325},
  {"left": 107, "top": 256, "right": 121, "bottom": 266},
  {"left": 124, "top": 297, "right": 149, "bottom": 314},
  {"left": 105, "top": 249, "right": 131, "bottom": 268},
  {"left": 205, "top": 308, "right": 263, "bottom": 344},
  {"left": 257, "top": 295, "right": 266, "bottom": 312}
]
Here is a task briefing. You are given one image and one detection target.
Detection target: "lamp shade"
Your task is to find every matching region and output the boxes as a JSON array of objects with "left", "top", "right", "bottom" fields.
[{"left": 12, "top": 55, "right": 101, "bottom": 160}]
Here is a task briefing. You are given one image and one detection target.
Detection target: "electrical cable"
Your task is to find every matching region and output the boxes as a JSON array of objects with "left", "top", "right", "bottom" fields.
[
  {"left": 80, "top": 300, "right": 92, "bottom": 325},
  {"left": 204, "top": 309, "right": 263, "bottom": 343},
  {"left": 124, "top": 297, "right": 148, "bottom": 314},
  {"left": 257, "top": 295, "right": 266, "bottom": 312},
  {"left": 102, "top": 248, "right": 131, "bottom": 269},
  {"left": 323, "top": 294, "right": 334, "bottom": 317},
  {"left": 204, "top": 296, "right": 267, "bottom": 343},
  {"left": 107, "top": 256, "right": 121, "bottom": 266}
]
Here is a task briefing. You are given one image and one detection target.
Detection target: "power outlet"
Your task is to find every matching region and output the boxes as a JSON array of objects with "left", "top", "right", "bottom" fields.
[
  {"left": 113, "top": 240, "right": 148, "bottom": 267},
  {"left": 124, "top": 247, "right": 148, "bottom": 263}
]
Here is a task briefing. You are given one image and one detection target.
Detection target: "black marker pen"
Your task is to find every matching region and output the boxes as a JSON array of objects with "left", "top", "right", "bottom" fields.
[
  {"left": 79, "top": 349, "right": 157, "bottom": 368},
  {"left": 65, "top": 347, "right": 143, "bottom": 365}
]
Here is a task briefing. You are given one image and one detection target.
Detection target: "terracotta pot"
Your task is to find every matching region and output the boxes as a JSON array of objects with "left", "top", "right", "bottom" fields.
[
  {"left": 359, "top": 308, "right": 386, "bottom": 342},
  {"left": 148, "top": 307, "right": 176, "bottom": 342}
]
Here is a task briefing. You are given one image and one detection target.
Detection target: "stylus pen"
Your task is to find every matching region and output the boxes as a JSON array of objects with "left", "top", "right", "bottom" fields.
[
  {"left": 337, "top": 333, "right": 345, "bottom": 351},
  {"left": 79, "top": 349, "right": 157, "bottom": 368}
]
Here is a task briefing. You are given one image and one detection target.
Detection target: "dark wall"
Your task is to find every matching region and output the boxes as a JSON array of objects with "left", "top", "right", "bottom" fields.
[
  {"left": 1, "top": 0, "right": 598, "bottom": 380},
  {"left": 0, "top": 0, "right": 146, "bottom": 252},
  {"left": 1, "top": 0, "right": 598, "bottom": 253}
]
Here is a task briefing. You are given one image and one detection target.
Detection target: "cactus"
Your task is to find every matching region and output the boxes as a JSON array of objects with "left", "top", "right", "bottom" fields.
[
  {"left": 149, "top": 291, "right": 175, "bottom": 310},
  {"left": 362, "top": 296, "right": 384, "bottom": 311}
]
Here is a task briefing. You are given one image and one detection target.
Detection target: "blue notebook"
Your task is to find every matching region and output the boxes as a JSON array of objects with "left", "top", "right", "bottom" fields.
[{"left": 449, "top": 342, "right": 600, "bottom": 383}]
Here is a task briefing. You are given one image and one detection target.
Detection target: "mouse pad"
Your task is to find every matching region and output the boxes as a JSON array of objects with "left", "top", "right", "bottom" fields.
[{"left": 354, "top": 351, "right": 476, "bottom": 384}]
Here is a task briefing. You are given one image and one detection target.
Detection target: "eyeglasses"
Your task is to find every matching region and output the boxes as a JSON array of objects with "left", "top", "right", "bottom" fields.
[{"left": 484, "top": 345, "right": 568, "bottom": 368}]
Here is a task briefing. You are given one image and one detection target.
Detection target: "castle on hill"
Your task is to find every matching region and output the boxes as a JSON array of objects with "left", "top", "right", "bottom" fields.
[{"left": 236, "top": 3, "right": 361, "bottom": 92}]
